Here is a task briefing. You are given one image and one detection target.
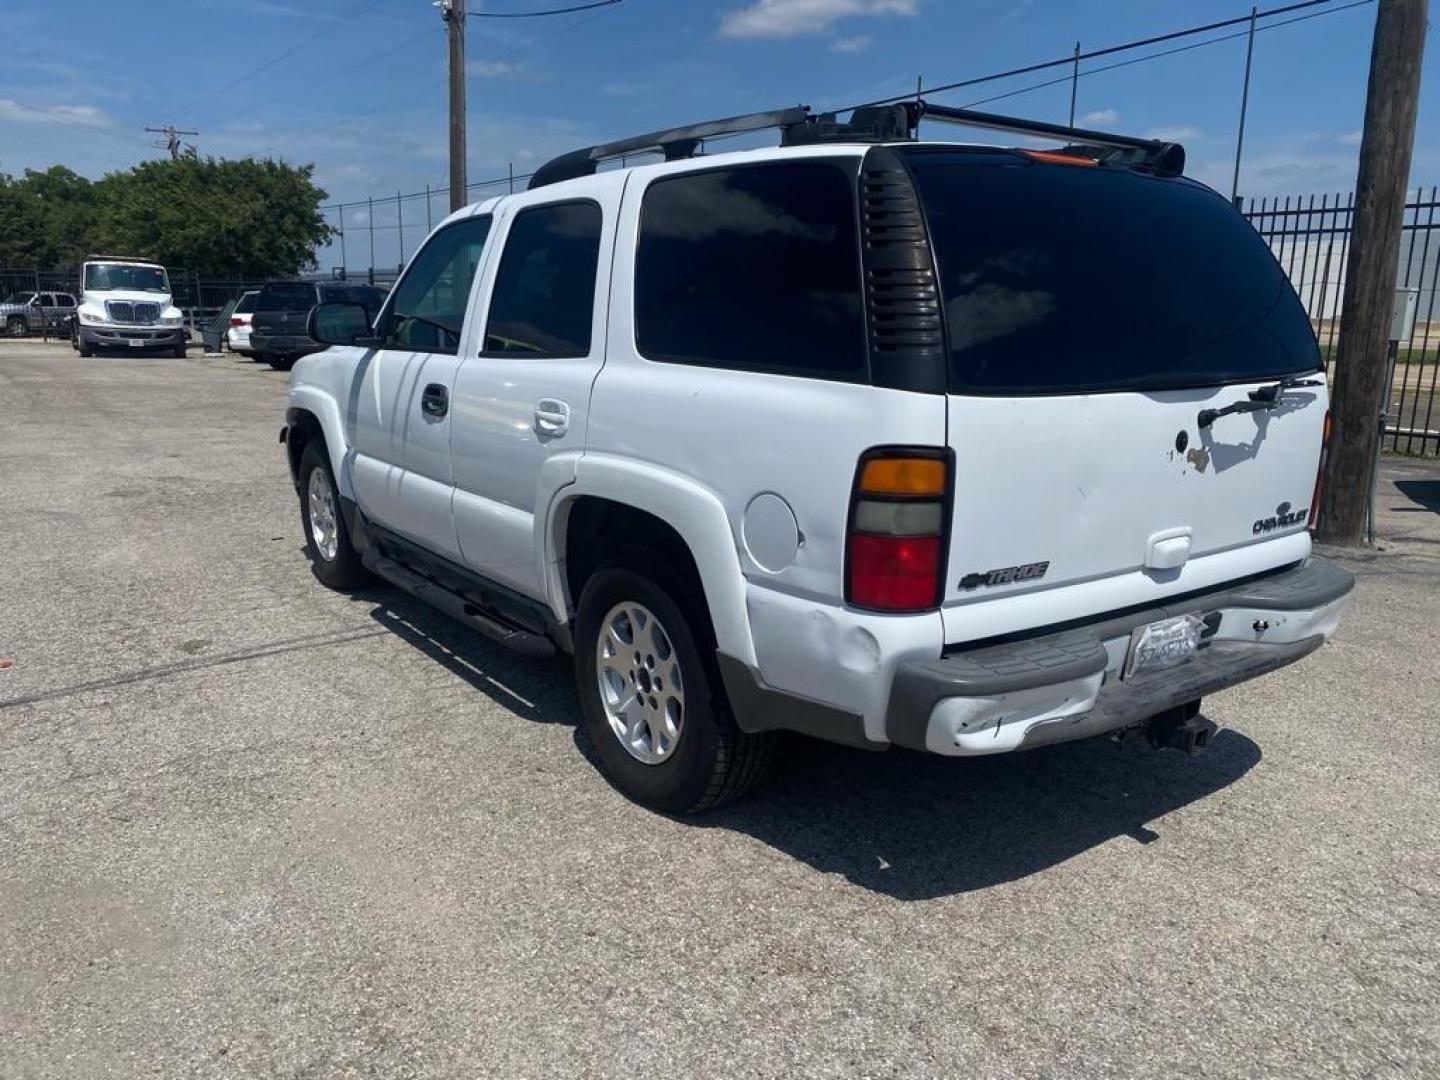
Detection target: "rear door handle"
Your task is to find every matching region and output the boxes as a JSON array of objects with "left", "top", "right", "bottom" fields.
[
  {"left": 534, "top": 398, "right": 570, "bottom": 437},
  {"left": 421, "top": 383, "right": 449, "bottom": 418}
]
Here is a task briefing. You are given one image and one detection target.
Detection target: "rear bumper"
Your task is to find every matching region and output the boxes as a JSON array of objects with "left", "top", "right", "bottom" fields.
[
  {"left": 888, "top": 558, "right": 1354, "bottom": 755},
  {"left": 250, "top": 332, "right": 319, "bottom": 357},
  {"left": 723, "top": 558, "right": 1354, "bottom": 755}
]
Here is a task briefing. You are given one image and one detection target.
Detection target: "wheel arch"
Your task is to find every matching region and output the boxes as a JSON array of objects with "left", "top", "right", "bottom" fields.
[
  {"left": 544, "top": 456, "right": 757, "bottom": 667},
  {"left": 284, "top": 385, "right": 352, "bottom": 500}
]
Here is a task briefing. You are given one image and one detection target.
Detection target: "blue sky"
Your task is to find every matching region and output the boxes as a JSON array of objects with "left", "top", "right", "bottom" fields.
[{"left": 2, "top": 0, "right": 1436, "bottom": 269}]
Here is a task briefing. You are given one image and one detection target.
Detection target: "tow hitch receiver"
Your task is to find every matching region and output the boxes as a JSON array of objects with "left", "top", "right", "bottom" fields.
[{"left": 1142, "top": 700, "right": 1217, "bottom": 755}]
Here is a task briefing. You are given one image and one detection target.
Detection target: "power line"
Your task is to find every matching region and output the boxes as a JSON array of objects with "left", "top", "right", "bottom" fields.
[
  {"left": 316, "top": 0, "right": 1364, "bottom": 213},
  {"left": 188, "top": 0, "right": 389, "bottom": 108},
  {"left": 0, "top": 95, "right": 152, "bottom": 148},
  {"left": 466, "top": 0, "right": 623, "bottom": 17},
  {"left": 842, "top": 0, "right": 1342, "bottom": 112},
  {"left": 954, "top": 0, "right": 1375, "bottom": 113}
]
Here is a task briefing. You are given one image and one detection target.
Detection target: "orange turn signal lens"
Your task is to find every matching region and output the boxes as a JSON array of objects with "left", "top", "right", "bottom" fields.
[{"left": 858, "top": 457, "right": 947, "bottom": 496}]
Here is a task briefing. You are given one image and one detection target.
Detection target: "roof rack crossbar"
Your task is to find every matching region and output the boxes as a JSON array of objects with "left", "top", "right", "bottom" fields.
[
  {"left": 916, "top": 103, "right": 1162, "bottom": 154},
  {"left": 528, "top": 106, "right": 810, "bottom": 189},
  {"left": 526, "top": 98, "right": 1186, "bottom": 190}
]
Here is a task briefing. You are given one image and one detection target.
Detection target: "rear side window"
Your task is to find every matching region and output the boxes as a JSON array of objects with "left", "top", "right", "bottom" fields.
[
  {"left": 483, "top": 201, "right": 601, "bottom": 357},
  {"left": 257, "top": 283, "right": 317, "bottom": 312},
  {"left": 903, "top": 149, "right": 1319, "bottom": 394},
  {"left": 321, "top": 285, "right": 384, "bottom": 314},
  {"left": 635, "top": 161, "right": 864, "bottom": 380}
]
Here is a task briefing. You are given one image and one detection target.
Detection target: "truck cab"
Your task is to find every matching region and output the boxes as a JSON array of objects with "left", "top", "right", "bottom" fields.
[{"left": 72, "top": 257, "right": 186, "bottom": 358}]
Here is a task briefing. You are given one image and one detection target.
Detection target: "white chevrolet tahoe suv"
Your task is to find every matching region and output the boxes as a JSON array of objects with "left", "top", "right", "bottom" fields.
[{"left": 282, "top": 103, "right": 1354, "bottom": 813}]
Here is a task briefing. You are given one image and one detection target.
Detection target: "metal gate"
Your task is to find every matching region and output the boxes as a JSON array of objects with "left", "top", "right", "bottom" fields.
[{"left": 1241, "top": 188, "right": 1440, "bottom": 456}]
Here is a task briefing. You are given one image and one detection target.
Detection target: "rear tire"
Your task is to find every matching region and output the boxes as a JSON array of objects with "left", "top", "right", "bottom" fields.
[
  {"left": 298, "top": 440, "right": 367, "bottom": 591},
  {"left": 574, "top": 565, "right": 776, "bottom": 814},
  {"left": 268, "top": 354, "right": 295, "bottom": 370}
]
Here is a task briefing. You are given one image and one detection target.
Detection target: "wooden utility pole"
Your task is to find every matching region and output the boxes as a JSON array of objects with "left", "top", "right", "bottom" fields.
[
  {"left": 444, "top": 0, "right": 468, "bottom": 212},
  {"left": 145, "top": 125, "right": 199, "bottom": 160},
  {"left": 1317, "top": 0, "right": 1427, "bottom": 546}
]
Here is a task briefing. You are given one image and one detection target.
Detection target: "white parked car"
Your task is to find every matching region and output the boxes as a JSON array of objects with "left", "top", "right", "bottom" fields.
[
  {"left": 71, "top": 256, "right": 186, "bottom": 358},
  {"left": 226, "top": 290, "right": 259, "bottom": 356},
  {"left": 282, "top": 102, "right": 1354, "bottom": 812}
]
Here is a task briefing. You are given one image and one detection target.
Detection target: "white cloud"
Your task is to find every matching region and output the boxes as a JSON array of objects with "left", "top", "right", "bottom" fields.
[
  {"left": 720, "top": 0, "right": 917, "bottom": 39},
  {"left": 0, "top": 99, "right": 107, "bottom": 126},
  {"left": 1338, "top": 130, "right": 1363, "bottom": 147},
  {"left": 831, "top": 35, "right": 872, "bottom": 53},
  {"left": 1078, "top": 108, "right": 1118, "bottom": 127},
  {"left": 1145, "top": 124, "right": 1202, "bottom": 143}
]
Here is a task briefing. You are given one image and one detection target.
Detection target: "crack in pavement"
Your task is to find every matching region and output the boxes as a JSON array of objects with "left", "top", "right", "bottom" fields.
[{"left": 0, "top": 627, "right": 391, "bottom": 710}]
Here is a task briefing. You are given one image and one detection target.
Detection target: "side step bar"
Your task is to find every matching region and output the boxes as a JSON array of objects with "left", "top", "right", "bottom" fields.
[{"left": 365, "top": 552, "right": 556, "bottom": 659}]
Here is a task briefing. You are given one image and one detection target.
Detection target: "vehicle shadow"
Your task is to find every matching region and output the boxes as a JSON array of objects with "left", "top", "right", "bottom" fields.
[
  {"left": 363, "top": 588, "right": 579, "bottom": 726},
  {"left": 1393, "top": 478, "right": 1440, "bottom": 513},
  {"left": 360, "top": 584, "right": 1261, "bottom": 901}
]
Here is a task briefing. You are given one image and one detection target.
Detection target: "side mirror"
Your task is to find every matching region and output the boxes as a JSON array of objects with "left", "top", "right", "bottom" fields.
[{"left": 308, "top": 301, "right": 373, "bottom": 346}]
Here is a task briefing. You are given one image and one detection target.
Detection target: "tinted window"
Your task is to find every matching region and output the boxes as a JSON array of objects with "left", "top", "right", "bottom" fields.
[
  {"left": 381, "top": 216, "right": 492, "bottom": 354},
  {"left": 57, "top": 294, "right": 75, "bottom": 307},
  {"left": 903, "top": 149, "right": 1319, "bottom": 394},
  {"left": 635, "top": 161, "right": 864, "bottom": 380},
  {"left": 233, "top": 292, "right": 257, "bottom": 315},
  {"left": 483, "top": 202, "right": 600, "bottom": 356},
  {"left": 84, "top": 264, "right": 168, "bottom": 292},
  {"left": 320, "top": 284, "right": 384, "bottom": 315},
  {"left": 257, "top": 282, "right": 317, "bottom": 312}
]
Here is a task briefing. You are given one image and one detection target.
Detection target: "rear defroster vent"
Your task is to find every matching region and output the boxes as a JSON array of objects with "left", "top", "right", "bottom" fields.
[{"left": 859, "top": 147, "right": 945, "bottom": 392}]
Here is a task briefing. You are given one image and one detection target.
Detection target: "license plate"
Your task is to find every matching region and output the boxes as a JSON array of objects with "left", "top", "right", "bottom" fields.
[
  {"left": 127, "top": 338, "right": 144, "bottom": 347},
  {"left": 1125, "top": 613, "right": 1204, "bottom": 679}
]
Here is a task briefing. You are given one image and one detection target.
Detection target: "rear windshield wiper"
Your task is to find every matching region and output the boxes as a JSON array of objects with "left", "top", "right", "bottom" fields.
[{"left": 1197, "top": 375, "right": 1323, "bottom": 430}]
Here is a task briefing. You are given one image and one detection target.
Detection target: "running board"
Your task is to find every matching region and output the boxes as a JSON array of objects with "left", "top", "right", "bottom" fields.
[{"left": 365, "top": 552, "right": 556, "bottom": 659}]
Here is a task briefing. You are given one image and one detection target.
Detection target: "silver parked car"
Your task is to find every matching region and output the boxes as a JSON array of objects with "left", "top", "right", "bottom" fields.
[{"left": 1, "top": 291, "right": 77, "bottom": 337}]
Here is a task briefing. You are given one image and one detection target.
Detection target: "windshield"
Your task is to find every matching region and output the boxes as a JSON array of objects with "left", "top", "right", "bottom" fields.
[
  {"left": 901, "top": 149, "right": 1319, "bottom": 395},
  {"left": 84, "top": 263, "right": 169, "bottom": 292},
  {"left": 233, "top": 291, "right": 257, "bottom": 315},
  {"left": 257, "top": 283, "right": 317, "bottom": 312}
]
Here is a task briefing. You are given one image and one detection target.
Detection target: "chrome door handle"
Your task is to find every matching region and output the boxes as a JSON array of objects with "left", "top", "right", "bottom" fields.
[{"left": 534, "top": 398, "right": 570, "bottom": 437}]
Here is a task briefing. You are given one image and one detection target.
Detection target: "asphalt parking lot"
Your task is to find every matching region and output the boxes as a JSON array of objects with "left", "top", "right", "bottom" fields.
[{"left": 2, "top": 338, "right": 1438, "bottom": 1079}]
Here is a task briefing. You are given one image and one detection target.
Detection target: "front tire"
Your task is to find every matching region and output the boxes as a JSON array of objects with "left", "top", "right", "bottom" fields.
[
  {"left": 298, "top": 440, "right": 367, "bottom": 591},
  {"left": 575, "top": 566, "right": 775, "bottom": 814},
  {"left": 6, "top": 316, "right": 27, "bottom": 338}
]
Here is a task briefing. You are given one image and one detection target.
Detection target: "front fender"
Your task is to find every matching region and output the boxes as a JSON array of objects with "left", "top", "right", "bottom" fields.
[
  {"left": 539, "top": 452, "right": 757, "bottom": 668},
  {"left": 286, "top": 382, "right": 353, "bottom": 501}
]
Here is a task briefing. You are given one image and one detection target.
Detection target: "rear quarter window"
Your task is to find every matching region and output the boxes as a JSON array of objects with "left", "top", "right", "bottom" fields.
[
  {"left": 257, "top": 283, "right": 317, "bottom": 312},
  {"left": 902, "top": 149, "right": 1319, "bottom": 395},
  {"left": 634, "top": 160, "right": 865, "bottom": 381}
]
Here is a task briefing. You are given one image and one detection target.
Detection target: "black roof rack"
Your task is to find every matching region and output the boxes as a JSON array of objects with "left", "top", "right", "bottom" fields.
[{"left": 527, "top": 99, "right": 1185, "bottom": 190}]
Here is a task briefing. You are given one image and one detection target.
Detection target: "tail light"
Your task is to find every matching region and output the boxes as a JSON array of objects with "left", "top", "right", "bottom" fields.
[
  {"left": 846, "top": 449, "right": 951, "bottom": 612},
  {"left": 1309, "top": 409, "right": 1332, "bottom": 530},
  {"left": 229, "top": 316, "right": 244, "bottom": 327}
]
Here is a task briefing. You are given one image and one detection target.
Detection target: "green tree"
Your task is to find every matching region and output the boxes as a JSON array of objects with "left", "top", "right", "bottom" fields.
[
  {"left": 0, "top": 154, "right": 334, "bottom": 277},
  {"left": 96, "top": 154, "right": 334, "bottom": 277},
  {"left": 0, "top": 166, "right": 95, "bottom": 265}
]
